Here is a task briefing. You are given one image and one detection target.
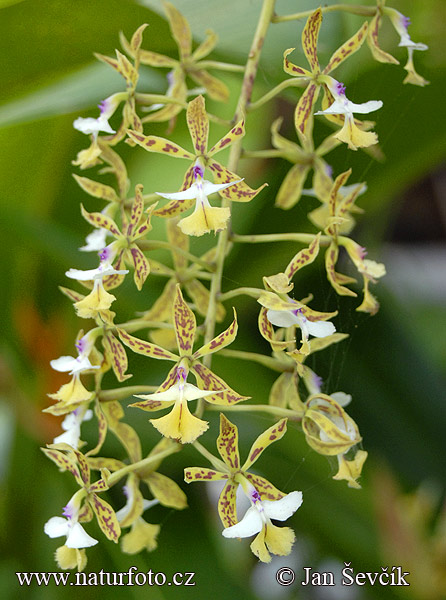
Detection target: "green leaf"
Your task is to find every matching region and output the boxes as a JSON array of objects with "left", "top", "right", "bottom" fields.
[{"left": 0, "top": 62, "right": 163, "bottom": 129}]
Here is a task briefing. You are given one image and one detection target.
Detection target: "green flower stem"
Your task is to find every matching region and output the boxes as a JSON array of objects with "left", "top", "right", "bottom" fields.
[
  {"left": 248, "top": 78, "right": 307, "bottom": 112},
  {"left": 135, "top": 93, "right": 186, "bottom": 106},
  {"left": 207, "top": 113, "right": 233, "bottom": 127},
  {"left": 218, "top": 349, "right": 291, "bottom": 372},
  {"left": 194, "top": 0, "right": 277, "bottom": 420},
  {"left": 192, "top": 271, "right": 213, "bottom": 281},
  {"left": 231, "top": 232, "right": 330, "bottom": 245},
  {"left": 116, "top": 319, "right": 173, "bottom": 334},
  {"left": 218, "top": 287, "right": 263, "bottom": 301},
  {"left": 197, "top": 60, "right": 245, "bottom": 73},
  {"left": 242, "top": 148, "right": 285, "bottom": 159},
  {"left": 207, "top": 403, "right": 303, "bottom": 420},
  {"left": 272, "top": 4, "right": 376, "bottom": 23},
  {"left": 192, "top": 441, "right": 228, "bottom": 472},
  {"left": 138, "top": 240, "right": 216, "bottom": 271},
  {"left": 106, "top": 445, "right": 181, "bottom": 487},
  {"left": 195, "top": 0, "right": 277, "bottom": 421},
  {"left": 98, "top": 385, "right": 158, "bottom": 402}
]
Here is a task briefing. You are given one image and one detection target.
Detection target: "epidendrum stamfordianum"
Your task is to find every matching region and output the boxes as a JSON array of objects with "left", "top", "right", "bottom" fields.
[{"left": 43, "top": 1, "right": 428, "bottom": 570}]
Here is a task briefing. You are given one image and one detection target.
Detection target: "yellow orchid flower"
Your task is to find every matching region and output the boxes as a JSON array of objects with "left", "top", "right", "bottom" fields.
[
  {"left": 185, "top": 414, "right": 302, "bottom": 563},
  {"left": 127, "top": 95, "right": 266, "bottom": 205},
  {"left": 367, "top": 1, "right": 429, "bottom": 87},
  {"left": 42, "top": 444, "right": 121, "bottom": 569},
  {"left": 118, "top": 285, "right": 247, "bottom": 442},
  {"left": 155, "top": 160, "right": 241, "bottom": 236},
  {"left": 283, "top": 8, "right": 369, "bottom": 139}
]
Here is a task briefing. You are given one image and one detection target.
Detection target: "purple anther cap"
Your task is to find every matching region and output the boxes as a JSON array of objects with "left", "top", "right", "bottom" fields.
[
  {"left": 75, "top": 337, "right": 86, "bottom": 354},
  {"left": 336, "top": 81, "right": 346, "bottom": 96},
  {"left": 325, "top": 164, "right": 333, "bottom": 177},
  {"left": 99, "top": 246, "right": 111, "bottom": 262},
  {"left": 312, "top": 373, "right": 323, "bottom": 391},
  {"left": 193, "top": 164, "right": 204, "bottom": 180},
  {"left": 98, "top": 99, "right": 109, "bottom": 115},
  {"left": 122, "top": 485, "right": 130, "bottom": 499},
  {"left": 250, "top": 488, "right": 262, "bottom": 503},
  {"left": 177, "top": 366, "right": 187, "bottom": 382},
  {"left": 62, "top": 503, "right": 74, "bottom": 519},
  {"left": 402, "top": 15, "right": 411, "bottom": 29}
]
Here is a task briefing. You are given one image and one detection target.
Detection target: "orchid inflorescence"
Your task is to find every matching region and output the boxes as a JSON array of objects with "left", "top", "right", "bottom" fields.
[{"left": 43, "top": 1, "right": 428, "bottom": 570}]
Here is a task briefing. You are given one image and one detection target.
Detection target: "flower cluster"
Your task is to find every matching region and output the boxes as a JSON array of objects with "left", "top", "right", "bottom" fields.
[{"left": 42, "top": 1, "right": 428, "bottom": 572}]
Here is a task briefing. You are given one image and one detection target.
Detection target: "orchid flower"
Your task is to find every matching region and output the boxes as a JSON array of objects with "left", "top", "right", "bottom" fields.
[
  {"left": 389, "top": 10, "right": 429, "bottom": 86},
  {"left": 156, "top": 161, "right": 241, "bottom": 236},
  {"left": 119, "top": 285, "right": 247, "bottom": 444},
  {"left": 73, "top": 93, "right": 125, "bottom": 139},
  {"left": 315, "top": 78, "right": 383, "bottom": 150},
  {"left": 44, "top": 492, "right": 98, "bottom": 549},
  {"left": 53, "top": 407, "right": 93, "bottom": 449},
  {"left": 266, "top": 306, "right": 336, "bottom": 342},
  {"left": 65, "top": 244, "right": 128, "bottom": 319},
  {"left": 222, "top": 480, "right": 303, "bottom": 563},
  {"left": 79, "top": 228, "right": 108, "bottom": 252},
  {"left": 302, "top": 394, "right": 367, "bottom": 488},
  {"left": 50, "top": 331, "right": 99, "bottom": 375},
  {"left": 132, "top": 363, "right": 221, "bottom": 444}
]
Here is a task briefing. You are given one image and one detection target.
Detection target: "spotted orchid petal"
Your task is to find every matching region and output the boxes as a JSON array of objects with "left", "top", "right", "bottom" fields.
[
  {"left": 316, "top": 78, "right": 383, "bottom": 150},
  {"left": 222, "top": 505, "right": 263, "bottom": 538}
]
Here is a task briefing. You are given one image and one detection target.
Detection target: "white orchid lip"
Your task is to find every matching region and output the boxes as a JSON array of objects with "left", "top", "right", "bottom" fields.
[
  {"left": 65, "top": 249, "right": 129, "bottom": 281},
  {"left": 73, "top": 93, "right": 126, "bottom": 137},
  {"left": 80, "top": 228, "right": 108, "bottom": 252},
  {"left": 50, "top": 355, "right": 95, "bottom": 374},
  {"left": 391, "top": 11, "right": 428, "bottom": 50},
  {"left": 73, "top": 116, "right": 115, "bottom": 136},
  {"left": 53, "top": 408, "right": 93, "bottom": 448},
  {"left": 134, "top": 368, "right": 218, "bottom": 403},
  {"left": 50, "top": 332, "right": 99, "bottom": 375},
  {"left": 266, "top": 308, "right": 336, "bottom": 339},
  {"left": 222, "top": 488, "right": 303, "bottom": 539},
  {"left": 44, "top": 501, "right": 98, "bottom": 549},
  {"left": 155, "top": 178, "right": 243, "bottom": 202},
  {"left": 315, "top": 80, "right": 383, "bottom": 117}
]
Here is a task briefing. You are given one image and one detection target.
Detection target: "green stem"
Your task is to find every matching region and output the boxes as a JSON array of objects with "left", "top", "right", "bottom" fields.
[
  {"left": 138, "top": 240, "right": 216, "bottom": 271},
  {"left": 218, "top": 349, "right": 291, "bottom": 372},
  {"left": 248, "top": 78, "right": 307, "bottom": 112},
  {"left": 242, "top": 148, "right": 284, "bottom": 160},
  {"left": 218, "top": 287, "right": 263, "bottom": 301},
  {"left": 192, "top": 441, "right": 228, "bottom": 472},
  {"left": 231, "top": 232, "right": 329, "bottom": 245},
  {"left": 197, "top": 60, "right": 245, "bottom": 73},
  {"left": 195, "top": 0, "right": 277, "bottom": 420},
  {"left": 106, "top": 445, "right": 181, "bottom": 487},
  {"left": 207, "top": 113, "right": 232, "bottom": 127},
  {"left": 206, "top": 403, "right": 303, "bottom": 419},
  {"left": 116, "top": 319, "right": 173, "bottom": 334},
  {"left": 272, "top": 4, "right": 376, "bottom": 23},
  {"left": 98, "top": 385, "right": 158, "bottom": 402},
  {"left": 135, "top": 93, "right": 186, "bottom": 106}
]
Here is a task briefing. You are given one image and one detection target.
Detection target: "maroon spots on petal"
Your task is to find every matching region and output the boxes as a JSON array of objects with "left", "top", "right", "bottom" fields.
[
  {"left": 249, "top": 447, "right": 263, "bottom": 463},
  {"left": 163, "top": 143, "right": 179, "bottom": 153}
]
